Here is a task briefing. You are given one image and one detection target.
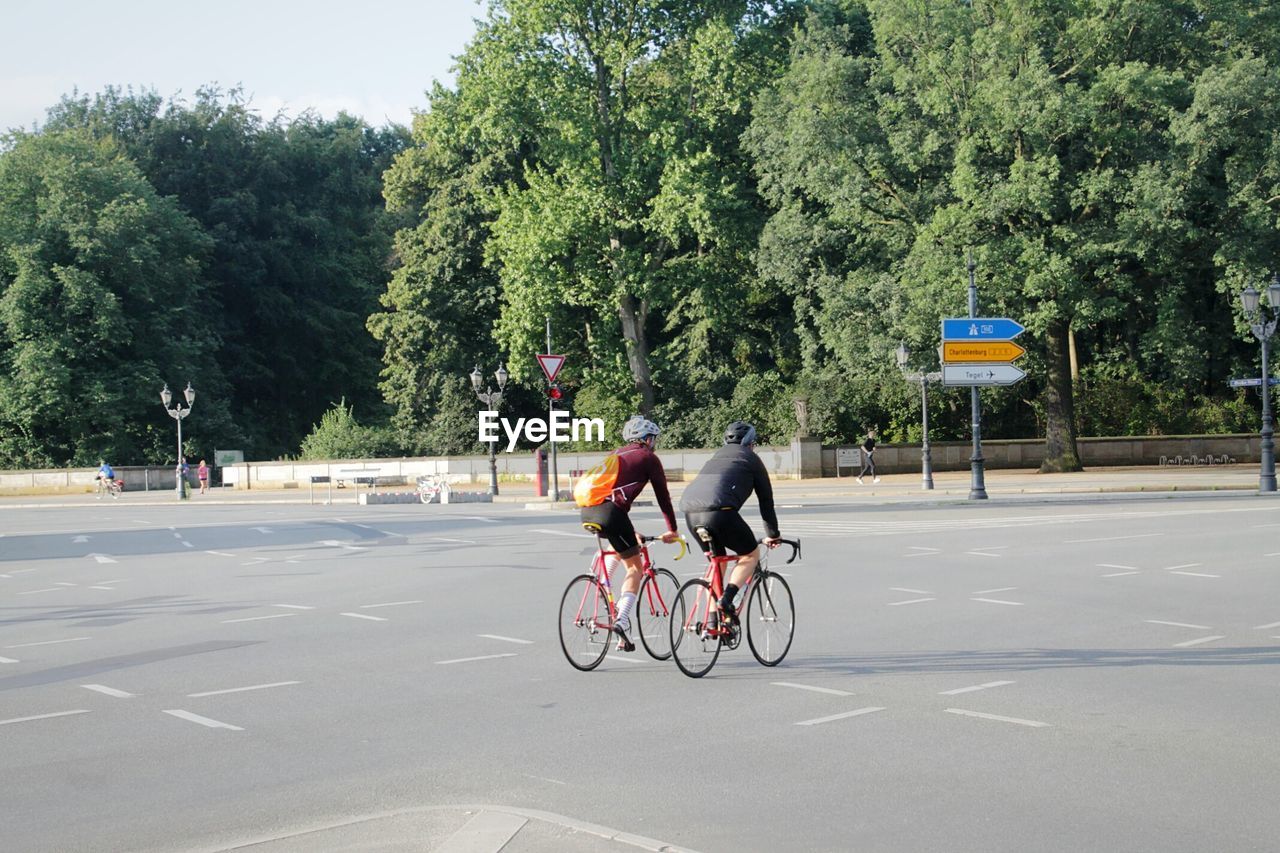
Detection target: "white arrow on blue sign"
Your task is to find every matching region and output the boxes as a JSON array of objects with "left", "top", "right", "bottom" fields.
[
  {"left": 942, "top": 364, "right": 1026, "bottom": 386},
  {"left": 1229, "top": 377, "right": 1280, "bottom": 388},
  {"left": 942, "top": 318, "right": 1026, "bottom": 341}
]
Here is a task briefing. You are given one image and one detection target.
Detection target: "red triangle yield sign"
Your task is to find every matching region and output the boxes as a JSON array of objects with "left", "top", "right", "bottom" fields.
[{"left": 536, "top": 354, "right": 566, "bottom": 383}]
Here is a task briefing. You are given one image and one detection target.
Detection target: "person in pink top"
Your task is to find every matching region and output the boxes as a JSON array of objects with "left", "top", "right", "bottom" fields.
[
  {"left": 578, "top": 416, "right": 679, "bottom": 650},
  {"left": 197, "top": 459, "right": 209, "bottom": 494}
]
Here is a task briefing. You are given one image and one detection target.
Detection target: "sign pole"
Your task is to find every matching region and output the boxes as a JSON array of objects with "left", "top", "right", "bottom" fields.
[
  {"left": 546, "top": 316, "right": 559, "bottom": 502},
  {"left": 967, "top": 251, "right": 988, "bottom": 500},
  {"left": 1262, "top": 334, "right": 1276, "bottom": 492}
]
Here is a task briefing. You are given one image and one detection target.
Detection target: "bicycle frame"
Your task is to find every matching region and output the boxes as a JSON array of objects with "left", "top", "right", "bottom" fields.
[{"left": 681, "top": 539, "right": 798, "bottom": 643}]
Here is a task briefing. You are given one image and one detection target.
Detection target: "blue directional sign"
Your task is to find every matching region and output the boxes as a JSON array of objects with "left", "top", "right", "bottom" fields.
[{"left": 942, "top": 318, "right": 1026, "bottom": 341}]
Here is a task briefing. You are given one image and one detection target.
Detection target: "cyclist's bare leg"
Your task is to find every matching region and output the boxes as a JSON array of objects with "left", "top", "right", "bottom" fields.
[{"left": 728, "top": 548, "right": 759, "bottom": 590}]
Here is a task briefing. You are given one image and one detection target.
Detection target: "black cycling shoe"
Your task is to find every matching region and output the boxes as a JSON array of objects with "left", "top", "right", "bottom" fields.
[{"left": 612, "top": 623, "right": 636, "bottom": 652}]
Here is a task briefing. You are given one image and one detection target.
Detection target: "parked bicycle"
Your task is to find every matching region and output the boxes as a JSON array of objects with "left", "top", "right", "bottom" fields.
[
  {"left": 669, "top": 533, "right": 799, "bottom": 678},
  {"left": 417, "top": 474, "right": 449, "bottom": 504},
  {"left": 558, "top": 528, "right": 687, "bottom": 671}
]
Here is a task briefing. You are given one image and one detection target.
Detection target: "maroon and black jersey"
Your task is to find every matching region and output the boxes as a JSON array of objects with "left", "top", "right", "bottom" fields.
[{"left": 605, "top": 442, "right": 678, "bottom": 533}]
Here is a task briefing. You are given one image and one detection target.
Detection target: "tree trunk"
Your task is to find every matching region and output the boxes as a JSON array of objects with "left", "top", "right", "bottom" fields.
[
  {"left": 618, "top": 292, "right": 655, "bottom": 415},
  {"left": 1041, "top": 317, "right": 1083, "bottom": 472}
]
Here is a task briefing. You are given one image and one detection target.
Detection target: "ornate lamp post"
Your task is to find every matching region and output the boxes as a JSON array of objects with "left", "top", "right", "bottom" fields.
[
  {"left": 897, "top": 342, "right": 941, "bottom": 491},
  {"left": 160, "top": 382, "right": 195, "bottom": 500},
  {"left": 470, "top": 364, "right": 509, "bottom": 495},
  {"left": 1240, "top": 279, "right": 1280, "bottom": 492}
]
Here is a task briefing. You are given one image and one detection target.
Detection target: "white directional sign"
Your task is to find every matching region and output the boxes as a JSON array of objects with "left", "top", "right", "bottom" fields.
[{"left": 942, "top": 364, "right": 1026, "bottom": 387}]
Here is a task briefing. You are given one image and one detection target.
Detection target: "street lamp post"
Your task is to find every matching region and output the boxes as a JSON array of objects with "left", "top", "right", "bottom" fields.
[
  {"left": 1240, "top": 279, "right": 1280, "bottom": 492},
  {"left": 470, "top": 364, "right": 509, "bottom": 496},
  {"left": 160, "top": 382, "right": 195, "bottom": 500},
  {"left": 896, "top": 343, "right": 941, "bottom": 490}
]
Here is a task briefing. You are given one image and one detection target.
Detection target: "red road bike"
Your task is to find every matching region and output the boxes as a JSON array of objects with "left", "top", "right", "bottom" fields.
[
  {"left": 558, "top": 529, "right": 687, "bottom": 671},
  {"left": 669, "top": 534, "right": 800, "bottom": 678}
]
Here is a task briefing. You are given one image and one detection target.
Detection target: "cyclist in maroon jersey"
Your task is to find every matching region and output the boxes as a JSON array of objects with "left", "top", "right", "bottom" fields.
[{"left": 578, "top": 416, "right": 679, "bottom": 650}]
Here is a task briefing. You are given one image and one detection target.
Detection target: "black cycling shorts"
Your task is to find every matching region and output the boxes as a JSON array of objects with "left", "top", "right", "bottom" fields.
[
  {"left": 684, "top": 510, "right": 757, "bottom": 557},
  {"left": 580, "top": 501, "right": 640, "bottom": 557}
]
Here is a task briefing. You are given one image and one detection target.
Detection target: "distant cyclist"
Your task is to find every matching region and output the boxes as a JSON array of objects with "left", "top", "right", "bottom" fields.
[
  {"left": 95, "top": 459, "right": 115, "bottom": 483},
  {"left": 576, "top": 416, "right": 679, "bottom": 650},
  {"left": 679, "top": 421, "right": 781, "bottom": 621}
]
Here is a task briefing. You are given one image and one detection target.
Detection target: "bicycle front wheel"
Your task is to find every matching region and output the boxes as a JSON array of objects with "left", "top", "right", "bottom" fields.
[
  {"left": 558, "top": 574, "right": 612, "bottom": 671},
  {"left": 747, "top": 570, "right": 794, "bottom": 666},
  {"left": 636, "top": 568, "right": 679, "bottom": 661},
  {"left": 669, "top": 578, "right": 721, "bottom": 678}
]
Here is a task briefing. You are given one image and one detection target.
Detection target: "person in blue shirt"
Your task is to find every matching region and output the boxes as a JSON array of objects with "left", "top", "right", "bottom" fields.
[{"left": 96, "top": 460, "right": 115, "bottom": 482}]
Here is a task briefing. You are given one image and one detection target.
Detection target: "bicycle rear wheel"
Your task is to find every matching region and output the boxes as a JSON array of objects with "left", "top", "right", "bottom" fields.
[
  {"left": 746, "top": 570, "right": 794, "bottom": 666},
  {"left": 669, "top": 578, "right": 721, "bottom": 678},
  {"left": 636, "top": 568, "right": 679, "bottom": 661},
  {"left": 559, "top": 574, "right": 612, "bottom": 671}
]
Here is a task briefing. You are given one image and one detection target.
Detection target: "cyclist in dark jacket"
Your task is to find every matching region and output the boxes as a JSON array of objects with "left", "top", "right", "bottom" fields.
[{"left": 679, "top": 421, "right": 782, "bottom": 619}]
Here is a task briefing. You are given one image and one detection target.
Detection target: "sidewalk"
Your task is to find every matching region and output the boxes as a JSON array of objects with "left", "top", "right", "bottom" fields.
[{"left": 0, "top": 465, "right": 1265, "bottom": 509}]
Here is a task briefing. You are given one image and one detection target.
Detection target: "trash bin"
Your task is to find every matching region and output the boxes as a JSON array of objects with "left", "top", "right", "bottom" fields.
[{"left": 535, "top": 448, "right": 548, "bottom": 497}]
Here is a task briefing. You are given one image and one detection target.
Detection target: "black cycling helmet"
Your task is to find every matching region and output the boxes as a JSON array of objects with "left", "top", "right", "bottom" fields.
[{"left": 724, "top": 420, "right": 757, "bottom": 446}]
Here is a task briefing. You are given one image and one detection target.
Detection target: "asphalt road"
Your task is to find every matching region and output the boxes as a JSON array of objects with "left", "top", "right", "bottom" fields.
[{"left": 2, "top": 493, "right": 1279, "bottom": 852}]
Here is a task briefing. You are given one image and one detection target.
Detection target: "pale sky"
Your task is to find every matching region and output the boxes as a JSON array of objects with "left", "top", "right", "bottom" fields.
[{"left": 1, "top": 0, "right": 485, "bottom": 132}]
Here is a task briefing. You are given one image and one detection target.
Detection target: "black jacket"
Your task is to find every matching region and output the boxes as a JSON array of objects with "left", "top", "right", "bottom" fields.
[{"left": 679, "top": 444, "right": 780, "bottom": 538}]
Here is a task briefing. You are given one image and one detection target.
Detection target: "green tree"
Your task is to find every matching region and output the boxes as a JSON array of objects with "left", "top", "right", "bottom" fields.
[{"left": 0, "top": 130, "right": 230, "bottom": 466}]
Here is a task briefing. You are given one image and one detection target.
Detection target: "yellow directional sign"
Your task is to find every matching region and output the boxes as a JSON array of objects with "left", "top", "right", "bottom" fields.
[{"left": 942, "top": 341, "right": 1027, "bottom": 364}]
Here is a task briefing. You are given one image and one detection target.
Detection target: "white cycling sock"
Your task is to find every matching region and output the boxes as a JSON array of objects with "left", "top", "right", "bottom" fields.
[{"left": 615, "top": 592, "right": 637, "bottom": 631}]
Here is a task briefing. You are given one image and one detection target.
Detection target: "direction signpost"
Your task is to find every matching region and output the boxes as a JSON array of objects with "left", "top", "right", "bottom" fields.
[
  {"left": 942, "top": 364, "right": 1027, "bottom": 386},
  {"left": 1229, "top": 377, "right": 1280, "bottom": 388}
]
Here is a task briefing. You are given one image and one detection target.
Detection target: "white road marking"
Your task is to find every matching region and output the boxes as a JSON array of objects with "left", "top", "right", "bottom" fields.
[
  {"left": 205, "top": 551, "right": 236, "bottom": 557},
  {"left": 340, "top": 612, "right": 388, "bottom": 621},
  {"left": 252, "top": 527, "right": 274, "bottom": 534},
  {"left": 905, "top": 551, "right": 941, "bottom": 558},
  {"left": 4, "top": 637, "right": 91, "bottom": 649},
  {"left": 1098, "top": 564, "right": 1140, "bottom": 570},
  {"left": 89, "top": 586, "right": 114, "bottom": 590},
  {"left": 888, "top": 598, "right": 936, "bottom": 606},
  {"left": 187, "top": 681, "right": 301, "bottom": 698},
  {"left": 436, "top": 653, "right": 518, "bottom": 665},
  {"left": 531, "top": 529, "right": 595, "bottom": 539},
  {"left": 890, "top": 587, "right": 933, "bottom": 594},
  {"left": 173, "top": 532, "right": 183, "bottom": 539},
  {"left": 939, "top": 680, "right": 1016, "bottom": 696},
  {"left": 1265, "top": 552, "right": 1280, "bottom": 557},
  {"left": 10, "top": 569, "right": 36, "bottom": 574},
  {"left": 478, "top": 634, "right": 533, "bottom": 644},
  {"left": 971, "top": 598, "right": 1024, "bottom": 606},
  {"left": 90, "top": 554, "right": 117, "bottom": 564},
  {"left": 0, "top": 710, "right": 91, "bottom": 726},
  {"left": 72, "top": 535, "right": 89, "bottom": 543},
  {"left": 81, "top": 684, "right": 134, "bottom": 698},
  {"left": 97, "top": 579, "right": 127, "bottom": 584},
  {"left": 427, "top": 537, "right": 476, "bottom": 544},
  {"left": 219, "top": 614, "right": 297, "bottom": 624},
  {"left": 1253, "top": 621, "right": 1280, "bottom": 630},
  {"left": 361, "top": 600, "right": 423, "bottom": 609},
  {"left": 240, "top": 559, "right": 269, "bottom": 566},
  {"left": 373, "top": 529, "right": 404, "bottom": 538},
  {"left": 907, "top": 546, "right": 940, "bottom": 552},
  {"left": 944, "top": 708, "right": 1050, "bottom": 727},
  {"left": 273, "top": 604, "right": 314, "bottom": 610},
  {"left": 1101, "top": 571, "right": 1141, "bottom": 577},
  {"left": 162, "top": 710, "right": 243, "bottom": 731},
  {"left": 1163, "top": 563, "right": 1202, "bottom": 571},
  {"left": 1065, "top": 533, "right": 1162, "bottom": 543},
  {"left": 795, "top": 707, "right": 885, "bottom": 726},
  {"left": 462, "top": 516, "right": 500, "bottom": 523},
  {"left": 972, "top": 587, "right": 1017, "bottom": 595},
  {"left": 54, "top": 582, "right": 77, "bottom": 587},
  {"left": 1169, "top": 571, "right": 1220, "bottom": 578},
  {"left": 1173, "top": 635, "right": 1225, "bottom": 648},
  {"left": 0, "top": 656, "right": 19, "bottom": 663},
  {"left": 1146, "top": 620, "right": 1212, "bottom": 630},
  {"left": 966, "top": 551, "right": 1002, "bottom": 557},
  {"left": 182, "top": 542, "right": 194, "bottom": 548},
  {"left": 18, "top": 587, "right": 63, "bottom": 595},
  {"left": 523, "top": 774, "right": 567, "bottom": 785},
  {"left": 440, "top": 811, "right": 528, "bottom": 853},
  {"left": 772, "top": 682, "right": 855, "bottom": 697}
]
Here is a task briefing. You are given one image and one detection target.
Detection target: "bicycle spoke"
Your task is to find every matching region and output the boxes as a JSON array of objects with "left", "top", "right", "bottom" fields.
[
  {"left": 558, "top": 575, "right": 611, "bottom": 671},
  {"left": 670, "top": 579, "right": 721, "bottom": 678},
  {"left": 747, "top": 572, "right": 794, "bottom": 667},
  {"left": 637, "top": 568, "right": 679, "bottom": 661}
]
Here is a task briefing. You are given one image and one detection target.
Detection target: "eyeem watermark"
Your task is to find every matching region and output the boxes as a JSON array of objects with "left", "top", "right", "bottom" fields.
[{"left": 479, "top": 411, "right": 605, "bottom": 452}]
